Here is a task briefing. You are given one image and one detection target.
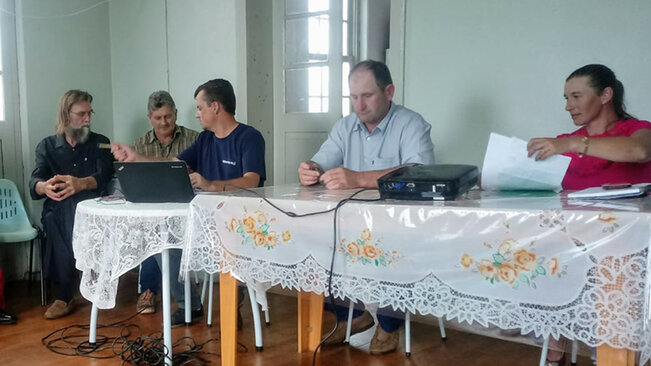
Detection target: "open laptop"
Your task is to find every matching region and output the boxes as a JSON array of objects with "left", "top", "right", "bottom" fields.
[{"left": 114, "top": 161, "right": 195, "bottom": 203}]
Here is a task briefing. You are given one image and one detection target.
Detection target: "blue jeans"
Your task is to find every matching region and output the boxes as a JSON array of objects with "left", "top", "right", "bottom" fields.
[
  {"left": 154, "top": 249, "right": 201, "bottom": 310},
  {"left": 138, "top": 256, "right": 161, "bottom": 294}
]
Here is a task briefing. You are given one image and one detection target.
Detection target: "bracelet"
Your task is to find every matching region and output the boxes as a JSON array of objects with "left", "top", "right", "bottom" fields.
[{"left": 578, "top": 136, "right": 589, "bottom": 158}]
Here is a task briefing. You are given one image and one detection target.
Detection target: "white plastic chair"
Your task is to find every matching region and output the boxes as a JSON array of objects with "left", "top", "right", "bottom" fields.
[
  {"left": 539, "top": 338, "right": 579, "bottom": 366},
  {"left": 0, "top": 179, "right": 46, "bottom": 305},
  {"left": 343, "top": 302, "right": 446, "bottom": 356},
  {"left": 404, "top": 312, "right": 446, "bottom": 356},
  {"left": 200, "top": 272, "right": 269, "bottom": 351}
]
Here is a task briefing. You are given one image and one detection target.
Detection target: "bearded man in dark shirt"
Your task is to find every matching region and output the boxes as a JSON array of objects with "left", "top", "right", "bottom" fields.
[{"left": 29, "top": 89, "right": 113, "bottom": 319}]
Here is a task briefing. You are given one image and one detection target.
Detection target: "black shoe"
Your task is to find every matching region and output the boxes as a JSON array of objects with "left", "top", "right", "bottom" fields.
[
  {"left": 0, "top": 309, "right": 17, "bottom": 325},
  {"left": 171, "top": 306, "right": 203, "bottom": 328}
]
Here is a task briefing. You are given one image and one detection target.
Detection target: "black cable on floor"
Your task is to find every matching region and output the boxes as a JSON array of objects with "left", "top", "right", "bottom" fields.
[
  {"left": 45, "top": 186, "right": 381, "bottom": 364},
  {"left": 42, "top": 308, "right": 249, "bottom": 365}
]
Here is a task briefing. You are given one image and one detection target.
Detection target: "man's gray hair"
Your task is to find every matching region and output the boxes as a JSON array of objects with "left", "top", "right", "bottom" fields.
[{"left": 147, "top": 90, "right": 176, "bottom": 115}]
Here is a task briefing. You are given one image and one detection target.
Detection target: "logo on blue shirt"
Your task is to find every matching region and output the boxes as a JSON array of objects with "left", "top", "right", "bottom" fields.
[{"left": 222, "top": 160, "right": 236, "bottom": 166}]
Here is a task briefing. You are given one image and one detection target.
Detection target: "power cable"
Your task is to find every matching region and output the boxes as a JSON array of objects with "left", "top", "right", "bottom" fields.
[
  {"left": 230, "top": 185, "right": 383, "bottom": 366},
  {"left": 42, "top": 304, "right": 248, "bottom": 365}
]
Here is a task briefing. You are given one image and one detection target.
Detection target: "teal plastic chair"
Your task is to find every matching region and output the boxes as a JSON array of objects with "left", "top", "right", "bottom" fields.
[{"left": 0, "top": 179, "right": 46, "bottom": 305}]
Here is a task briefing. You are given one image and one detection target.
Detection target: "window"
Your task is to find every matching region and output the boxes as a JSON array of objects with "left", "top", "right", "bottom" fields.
[
  {"left": 0, "top": 23, "right": 4, "bottom": 121},
  {"left": 284, "top": 0, "right": 356, "bottom": 116},
  {"left": 341, "top": 0, "right": 354, "bottom": 117}
]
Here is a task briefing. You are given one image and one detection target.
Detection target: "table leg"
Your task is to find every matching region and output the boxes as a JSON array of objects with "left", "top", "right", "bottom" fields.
[
  {"left": 596, "top": 344, "right": 636, "bottom": 366},
  {"left": 297, "top": 291, "right": 324, "bottom": 352},
  {"left": 161, "top": 248, "right": 173, "bottom": 366},
  {"left": 220, "top": 272, "right": 238, "bottom": 366}
]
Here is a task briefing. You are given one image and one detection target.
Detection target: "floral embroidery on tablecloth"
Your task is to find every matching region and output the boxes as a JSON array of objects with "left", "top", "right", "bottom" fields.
[
  {"left": 460, "top": 239, "right": 566, "bottom": 289},
  {"left": 597, "top": 211, "right": 619, "bottom": 233},
  {"left": 571, "top": 237, "right": 587, "bottom": 252},
  {"left": 538, "top": 210, "right": 567, "bottom": 232},
  {"left": 338, "top": 228, "right": 402, "bottom": 267},
  {"left": 227, "top": 209, "right": 292, "bottom": 249}
]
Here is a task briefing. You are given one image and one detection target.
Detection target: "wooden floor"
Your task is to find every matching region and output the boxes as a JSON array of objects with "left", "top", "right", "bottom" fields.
[{"left": 0, "top": 271, "right": 590, "bottom": 366}]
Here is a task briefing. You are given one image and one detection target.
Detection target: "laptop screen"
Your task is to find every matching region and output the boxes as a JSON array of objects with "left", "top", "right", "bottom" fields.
[{"left": 114, "top": 161, "right": 195, "bottom": 203}]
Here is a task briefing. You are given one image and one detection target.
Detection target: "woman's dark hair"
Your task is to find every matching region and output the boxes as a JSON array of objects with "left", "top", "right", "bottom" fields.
[{"left": 566, "top": 64, "right": 634, "bottom": 120}]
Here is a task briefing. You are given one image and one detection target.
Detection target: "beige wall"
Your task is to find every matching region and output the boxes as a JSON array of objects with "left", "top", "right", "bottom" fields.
[
  {"left": 246, "top": 0, "right": 274, "bottom": 184},
  {"left": 7, "top": 0, "right": 113, "bottom": 279},
  {"left": 110, "top": 0, "right": 247, "bottom": 145},
  {"left": 403, "top": 0, "right": 651, "bottom": 168}
]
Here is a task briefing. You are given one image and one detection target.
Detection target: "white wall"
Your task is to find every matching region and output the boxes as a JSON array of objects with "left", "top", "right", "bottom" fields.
[
  {"left": 246, "top": 0, "right": 274, "bottom": 184},
  {"left": 7, "top": 0, "right": 113, "bottom": 280},
  {"left": 110, "top": 0, "right": 247, "bottom": 145},
  {"left": 18, "top": 0, "right": 114, "bottom": 171},
  {"left": 168, "top": 0, "right": 247, "bottom": 126},
  {"left": 359, "top": 0, "right": 390, "bottom": 61},
  {"left": 403, "top": 0, "right": 651, "bottom": 168},
  {"left": 109, "top": 0, "right": 168, "bottom": 144}
]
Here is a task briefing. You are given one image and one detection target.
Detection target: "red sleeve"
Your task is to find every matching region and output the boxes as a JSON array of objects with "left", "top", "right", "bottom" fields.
[
  {"left": 617, "top": 119, "right": 651, "bottom": 135},
  {"left": 557, "top": 119, "right": 651, "bottom": 139},
  {"left": 557, "top": 128, "right": 585, "bottom": 139}
]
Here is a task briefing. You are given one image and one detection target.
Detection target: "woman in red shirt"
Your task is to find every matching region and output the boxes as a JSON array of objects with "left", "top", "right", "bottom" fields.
[
  {"left": 528, "top": 64, "right": 651, "bottom": 365},
  {"left": 528, "top": 64, "right": 651, "bottom": 190}
]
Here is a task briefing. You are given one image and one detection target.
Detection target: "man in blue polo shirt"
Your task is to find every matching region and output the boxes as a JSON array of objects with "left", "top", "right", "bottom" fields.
[
  {"left": 298, "top": 60, "right": 434, "bottom": 354},
  {"left": 113, "top": 78, "right": 266, "bottom": 326},
  {"left": 178, "top": 79, "right": 265, "bottom": 190}
]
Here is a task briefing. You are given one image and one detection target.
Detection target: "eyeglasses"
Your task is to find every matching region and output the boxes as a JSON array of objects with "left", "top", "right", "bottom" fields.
[{"left": 69, "top": 110, "right": 95, "bottom": 118}]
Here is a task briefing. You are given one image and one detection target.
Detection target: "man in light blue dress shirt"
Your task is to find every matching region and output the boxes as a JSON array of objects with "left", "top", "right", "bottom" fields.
[{"left": 298, "top": 60, "right": 435, "bottom": 354}]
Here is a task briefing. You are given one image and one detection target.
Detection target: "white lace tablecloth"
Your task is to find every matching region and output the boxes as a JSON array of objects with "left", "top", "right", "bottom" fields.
[
  {"left": 73, "top": 199, "right": 189, "bottom": 309},
  {"left": 181, "top": 185, "right": 651, "bottom": 363}
]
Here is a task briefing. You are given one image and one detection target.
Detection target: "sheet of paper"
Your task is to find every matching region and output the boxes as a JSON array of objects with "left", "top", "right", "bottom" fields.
[{"left": 481, "top": 132, "right": 571, "bottom": 191}]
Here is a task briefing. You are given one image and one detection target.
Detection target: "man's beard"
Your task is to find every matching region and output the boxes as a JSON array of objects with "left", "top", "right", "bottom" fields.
[{"left": 65, "top": 124, "right": 90, "bottom": 144}]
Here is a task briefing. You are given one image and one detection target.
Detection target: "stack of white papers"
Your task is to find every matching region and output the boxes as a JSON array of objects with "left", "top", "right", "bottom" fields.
[
  {"left": 567, "top": 183, "right": 651, "bottom": 199},
  {"left": 481, "top": 133, "right": 571, "bottom": 191}
]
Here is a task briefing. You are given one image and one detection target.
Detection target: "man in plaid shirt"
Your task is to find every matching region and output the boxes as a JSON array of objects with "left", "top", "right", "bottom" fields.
[{"left": 133, "top": 90, "right": 199, "bottom": 315}]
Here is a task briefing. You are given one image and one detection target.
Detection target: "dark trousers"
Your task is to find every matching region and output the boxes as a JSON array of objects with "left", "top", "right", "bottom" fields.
[
  {"left": 154, "top": 249, "right": 201, "bottom": 310},
  {"left": 151, "top": 250, "right": 246, "bottom": 311},
  {"left": 42, "top": 199, "right": 80, "bottom": 302},
  {"left": 325, "top": 302, "right": 404, "bottom": 332},
  {"left": 0, "top": 267, "right": 5, "bottom": 309}
]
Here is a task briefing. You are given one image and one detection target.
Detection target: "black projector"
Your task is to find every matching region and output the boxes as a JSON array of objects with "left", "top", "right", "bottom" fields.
[{"left": 378, "top": 164, "right": 479, "bottom": 200}]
